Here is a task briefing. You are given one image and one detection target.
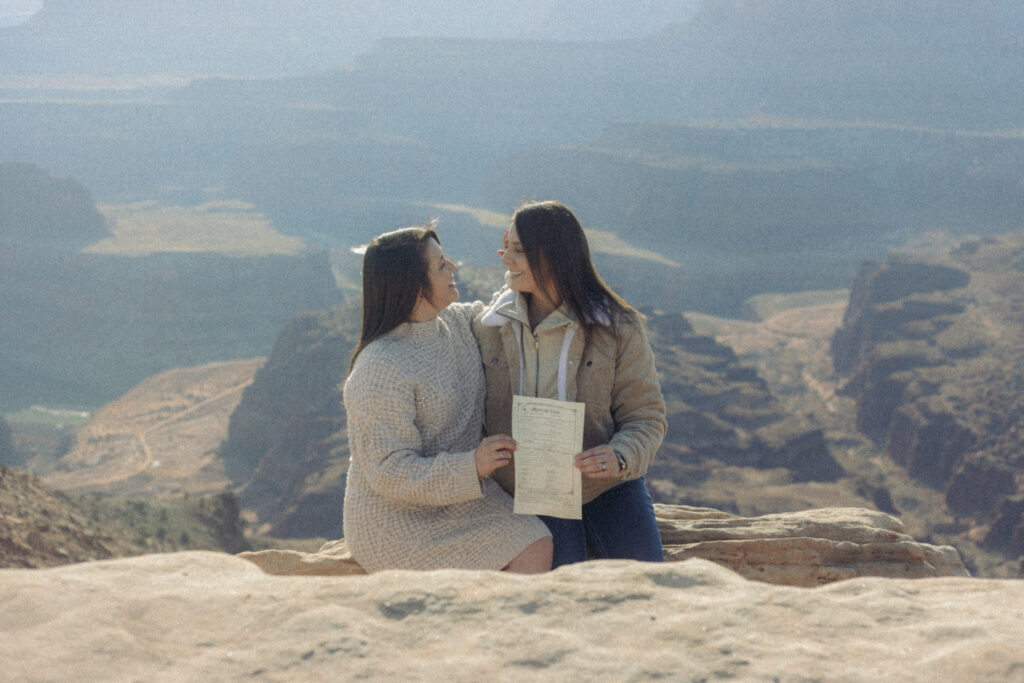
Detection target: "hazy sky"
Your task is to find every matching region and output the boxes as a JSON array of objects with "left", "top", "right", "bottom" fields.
[
  {"left": 0, "top": 0, "right": 41, "bottom": 27},
  {"left": 0, "top": 0, "right": 700, "bottom": 38}
]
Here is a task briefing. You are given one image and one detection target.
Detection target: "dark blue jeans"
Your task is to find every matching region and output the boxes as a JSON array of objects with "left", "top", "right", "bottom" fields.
[{"left": 540, "top": 477, "right": 664, "bottom": 568}]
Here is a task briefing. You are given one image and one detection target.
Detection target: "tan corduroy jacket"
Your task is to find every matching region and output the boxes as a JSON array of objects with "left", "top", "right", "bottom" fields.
[{"left": 473, "top": 288, "right": 667, "bottom": 504}]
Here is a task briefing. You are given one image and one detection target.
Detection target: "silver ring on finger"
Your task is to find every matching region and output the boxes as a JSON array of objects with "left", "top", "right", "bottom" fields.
[{"left": 601, "top": 462, "right": 606, "bottom": 470}]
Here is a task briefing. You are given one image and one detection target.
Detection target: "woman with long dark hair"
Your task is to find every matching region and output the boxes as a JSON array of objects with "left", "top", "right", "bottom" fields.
[
  {"left": 474, "top": 201, "right": 666, "bottom": 568},
  {"left": 343, "top": 225, "right": 552, "bottom": 572}
]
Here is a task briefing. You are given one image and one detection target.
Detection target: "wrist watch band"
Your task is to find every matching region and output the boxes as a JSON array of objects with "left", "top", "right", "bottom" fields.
[{"left": 614, "top": 452, "right": 626, "bottom": 473}]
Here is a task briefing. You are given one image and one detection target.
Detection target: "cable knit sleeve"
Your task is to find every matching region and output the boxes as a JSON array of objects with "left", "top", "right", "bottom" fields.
[{"left": 343, "top": 350, "right": 484, "bottom": 508}]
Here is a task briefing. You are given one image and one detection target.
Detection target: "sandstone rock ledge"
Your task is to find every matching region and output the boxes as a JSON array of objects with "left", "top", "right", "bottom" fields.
[
  {"left": 2, "top": 551, "right": 1022, "bottom": 682},
  {"left": 239, "top": 505, "right": 969, "bottom": 587}
]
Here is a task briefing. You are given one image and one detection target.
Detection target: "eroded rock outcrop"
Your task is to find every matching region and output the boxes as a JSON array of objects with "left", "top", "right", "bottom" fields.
[
  {"left": 220, "top": 303, "right": 359, "bottom": 538},
  {"left": 831, "top": 234, "right": 1024, "bottom": 559},
  {"left": 646, "top": 312, "right": 842, "bottom": 488},
  {"left": 983, "top": 495, "right": 1024, "bottom": 559},
  {"left": 0, "top": 464, "right": 132, "bottom": 567},
  {"left": 0, "top": 464, "right": 248, "bottom": 568},
  {"left": 946, "top": 455, "right": 1018, "bottom": 517},
  {"left": 239, "top": 504, "right": 967, "bottom": 587},
  {"left": 3, "top": 550, "right": 1017, "bottom": 681}
]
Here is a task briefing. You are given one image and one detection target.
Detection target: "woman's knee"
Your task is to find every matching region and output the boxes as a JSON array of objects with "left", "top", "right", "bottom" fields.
[{"left": 505, "top": 536, "right": 553, "bottom": 574}]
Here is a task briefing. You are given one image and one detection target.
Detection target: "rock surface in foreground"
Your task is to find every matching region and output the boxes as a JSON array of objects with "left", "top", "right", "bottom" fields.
[
  {"left": 1, "top": 552, "right": 1020, "bottom": 682},
  {"left": 239, "top": 504, "right": 968, "bottom": 587}
]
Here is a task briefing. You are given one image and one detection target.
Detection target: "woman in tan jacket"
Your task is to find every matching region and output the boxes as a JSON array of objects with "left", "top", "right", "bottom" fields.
[{"left": 474, "top": 201, "right": 667, "bottom": 568}]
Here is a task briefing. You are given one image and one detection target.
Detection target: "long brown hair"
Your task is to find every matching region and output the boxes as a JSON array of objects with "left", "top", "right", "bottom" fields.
[
  {"left": 348, "top": 224, "right": 439, "bottom": 373},
  {"left": 512, "top": 200, "right": 635, "bottom": 338}
]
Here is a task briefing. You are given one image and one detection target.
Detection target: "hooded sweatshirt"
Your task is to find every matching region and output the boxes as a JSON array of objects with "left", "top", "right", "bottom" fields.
[{"left": 473, "top": 287, "right": 667, "bottom": 504}]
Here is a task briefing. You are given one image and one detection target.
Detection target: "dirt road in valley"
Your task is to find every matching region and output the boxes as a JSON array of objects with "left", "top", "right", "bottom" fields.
[{"left": 42, "top": 360, "right": 262, "bottom": 493}]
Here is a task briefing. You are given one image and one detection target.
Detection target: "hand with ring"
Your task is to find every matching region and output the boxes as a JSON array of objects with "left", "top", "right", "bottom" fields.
[
  {"left": 475, "top": 434, "right": 516, "bottom": 478},
  {"left": 574, "top": 444, "right": 620, "bottom": 480}
]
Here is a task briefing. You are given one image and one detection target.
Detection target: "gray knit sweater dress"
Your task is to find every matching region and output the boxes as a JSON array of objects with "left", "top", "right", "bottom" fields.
[{"left": 342, "top": 301, "right": 550, "bottom": 572}]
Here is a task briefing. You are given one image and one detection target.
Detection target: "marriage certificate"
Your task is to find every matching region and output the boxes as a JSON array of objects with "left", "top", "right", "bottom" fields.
[{"left": 511, "top": 395, "right": 585, "bottom": 519}]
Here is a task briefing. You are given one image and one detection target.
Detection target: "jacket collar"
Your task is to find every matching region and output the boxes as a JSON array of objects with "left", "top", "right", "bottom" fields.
[{"left": 480, "top": 286, "right": 609, "bottom": 329}]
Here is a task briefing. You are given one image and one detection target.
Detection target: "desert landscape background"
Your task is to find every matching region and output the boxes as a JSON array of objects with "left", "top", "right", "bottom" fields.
[
  {"left": 3, "top": 0, "right": 1024, "bottom": 586},
  {"left": 4, "top": 3, "right": 1024, "bottom": 679}
]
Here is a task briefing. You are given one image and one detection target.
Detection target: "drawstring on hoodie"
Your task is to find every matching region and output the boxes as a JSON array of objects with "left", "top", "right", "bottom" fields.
[
  {"left": 513, "top": 321, "right": 576, "bottom": 402},
  {"left": 483, "top": 287, "right": 605, "bottom": 403},
  {"left": 557, "top": 326, "right": 576, "bottom": 401}
]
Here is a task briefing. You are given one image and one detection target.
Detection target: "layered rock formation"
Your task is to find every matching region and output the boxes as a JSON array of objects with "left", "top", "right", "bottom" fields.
[
  {"left": 240, "top": 504, "right": 967, "bottom": 587},
  {"left": 3, "top": 550, "right": 1019, "bottom": 681},
  {"left": 646, "top": 312, "right": 842, "bottom": 490},
  {"left": 831, "top": 233, "right": 1024, "bottom": 561}
]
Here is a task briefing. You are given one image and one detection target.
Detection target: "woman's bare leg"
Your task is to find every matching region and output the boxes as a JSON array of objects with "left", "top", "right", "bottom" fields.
[{"left": 504, "top": 536, "right": 553, "bottom": 574}]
